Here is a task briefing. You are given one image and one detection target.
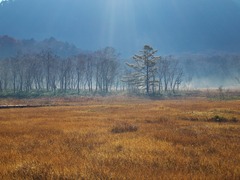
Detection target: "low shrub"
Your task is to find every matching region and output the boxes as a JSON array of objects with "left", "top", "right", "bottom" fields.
[
  {"left": 111, "top": 122, "right": 138, "bottom": 133},
  {"left": 210, "top": 115, "right": 227, "bottom": 122},
  {"left": 209, "top": 115, "right": 238, "bottom": 123},
  {"left": 230, "top": 117, "right": 238, "bottom": 123}
]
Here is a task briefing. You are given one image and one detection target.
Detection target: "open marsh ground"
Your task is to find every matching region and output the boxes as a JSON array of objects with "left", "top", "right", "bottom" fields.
[{"left": 0, "top": 96, "right": 239, "bottom": 179}]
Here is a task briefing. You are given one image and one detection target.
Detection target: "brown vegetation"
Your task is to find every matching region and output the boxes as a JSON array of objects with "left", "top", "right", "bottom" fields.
[{"left": 0, "top": 97, "right": 239, "bottom": 179}]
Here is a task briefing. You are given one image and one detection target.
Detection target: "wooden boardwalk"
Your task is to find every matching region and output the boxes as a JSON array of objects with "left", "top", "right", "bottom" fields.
[{"left": 0, "top": 105, "right": 53, "bottom": 109}]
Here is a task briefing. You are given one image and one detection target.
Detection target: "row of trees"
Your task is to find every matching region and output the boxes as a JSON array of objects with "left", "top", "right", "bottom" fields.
[
  {"left": 0, "top": 45, "right": 184, "bottom": 96},
  {"left": 0, "top": 47, "right": 123, "bottom": 95}
]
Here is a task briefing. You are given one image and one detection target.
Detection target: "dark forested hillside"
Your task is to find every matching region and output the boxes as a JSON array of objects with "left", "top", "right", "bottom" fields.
[
  {"left": 0, "top": 35, "right": 81, "bottom": 58},
  {"left": 0, "top": 0, "right": 240, "bottom": 55}
]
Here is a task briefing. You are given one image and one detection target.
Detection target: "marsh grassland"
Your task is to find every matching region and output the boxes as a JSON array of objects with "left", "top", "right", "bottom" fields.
[{"left": 0, "top": 97, "right": 239, "bottom": 179}]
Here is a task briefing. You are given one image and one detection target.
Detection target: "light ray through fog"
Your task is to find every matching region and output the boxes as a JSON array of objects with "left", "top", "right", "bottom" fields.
[{"left": 100, "top": 0, "right": 137, "bottom": 51}]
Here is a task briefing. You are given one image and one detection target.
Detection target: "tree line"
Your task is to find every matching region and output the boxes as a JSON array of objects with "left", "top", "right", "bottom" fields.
[{"left": 0, "top": 45, "right": 184, "bottom": 97}]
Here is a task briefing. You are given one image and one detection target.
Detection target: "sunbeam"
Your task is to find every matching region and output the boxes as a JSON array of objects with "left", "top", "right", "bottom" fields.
[{"left": 100, "top": 0, "right": 137, "bottom": 51}]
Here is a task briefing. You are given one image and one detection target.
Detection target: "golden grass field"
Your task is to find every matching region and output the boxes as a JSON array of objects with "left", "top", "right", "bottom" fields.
[{"left": 0, "top": 96, "right": 239, "bottom": 179}]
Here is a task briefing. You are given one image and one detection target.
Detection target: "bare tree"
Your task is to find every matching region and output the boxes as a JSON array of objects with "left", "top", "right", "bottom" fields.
[
  {"left": 85, "top": 55, "right": 94, "bottom": 92},
  {"left": 0, "top": 47, "right": 122, "bottom": 96},
  {"left": 0, "top": 60, "right": 8, "bottom": 92},
  {"left": 10, "top": 56, "right": 19, "bottom": 93},
  {"left": 159, "top": 57, "right": 171, "bottom": 92},
  {"left": 158, "top": 56, "right": 184, "bottom": 94},
  {"left": 32, "top": 54, "right": 44, "bottom": 90},
  {"left": 59, "top": 58, "right": 72, "bottom": 92},
  {"left": 39, "top": 50, "right": 57, "bottom": 91},
  {"left": 96, "top": 47, "right": 119, "bottom": 93},
  {"left": 75, "top": 54, "right": 86, "bottom": 94}
]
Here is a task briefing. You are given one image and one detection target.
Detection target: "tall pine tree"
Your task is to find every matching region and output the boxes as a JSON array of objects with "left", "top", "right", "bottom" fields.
[{"left": 124, "top": 45, "right": 160, "bottom": 95}]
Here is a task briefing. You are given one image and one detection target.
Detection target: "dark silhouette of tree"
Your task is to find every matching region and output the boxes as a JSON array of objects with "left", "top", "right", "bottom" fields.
[
  {"left": 158, "top": 56, "right": 184, "bottom": 93},
  {"left": 95, "top": 47, "right": 119, "bottom": 93}
]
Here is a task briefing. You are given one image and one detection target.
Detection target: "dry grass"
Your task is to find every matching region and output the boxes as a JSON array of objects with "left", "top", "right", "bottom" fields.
[
  {"left": 111, "top": 122, "right": 138, "bottom": 133},
  {"left": 0, "top": 97, "right": 240, "bottom": 179}
]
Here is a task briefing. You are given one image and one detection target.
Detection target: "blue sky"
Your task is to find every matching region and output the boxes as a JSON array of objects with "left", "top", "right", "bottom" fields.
[{"left": 1, "top": 0, "right": 240, "bottom": 56}]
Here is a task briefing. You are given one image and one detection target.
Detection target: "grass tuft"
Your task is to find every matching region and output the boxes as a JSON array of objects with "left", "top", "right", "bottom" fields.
[
  {"left": 111, "top": 122, "right": 138, "bottom": 133},
  {"left": 209, "top": 115, "right": 238, "bottom": 123}
]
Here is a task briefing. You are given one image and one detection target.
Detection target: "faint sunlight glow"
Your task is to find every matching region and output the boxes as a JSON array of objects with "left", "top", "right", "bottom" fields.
[
  {"left": 101, "top": 0, "right": 137, "bottom": 48},
  {"left": 0, "top": 0, "right": 10, "bottom": 2},
  {"left": 0, "top": 0, "right": 11, "bottom": 4}
]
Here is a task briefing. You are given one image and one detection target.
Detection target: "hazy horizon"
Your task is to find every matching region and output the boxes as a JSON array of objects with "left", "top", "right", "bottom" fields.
[{"left": 1, "top": 0, "right": 240, "bottom": 56}]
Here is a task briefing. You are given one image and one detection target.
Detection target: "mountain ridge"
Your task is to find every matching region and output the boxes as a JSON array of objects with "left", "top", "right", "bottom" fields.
[
  {"left": 0, "top": 35, "right": 81, "bottom": 58},
  {"left": 0, "top": 0, "right": 240, "bottom": 56}
]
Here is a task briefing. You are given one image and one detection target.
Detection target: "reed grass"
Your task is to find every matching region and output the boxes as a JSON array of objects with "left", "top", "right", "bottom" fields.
[{"left": 0, "top": 97, "right": 239, "bottom": 179}]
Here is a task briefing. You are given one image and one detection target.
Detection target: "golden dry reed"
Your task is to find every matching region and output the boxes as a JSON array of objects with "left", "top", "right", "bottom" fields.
[{"left": 0, "top": 97, "right": 239, "bottom": 179}]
